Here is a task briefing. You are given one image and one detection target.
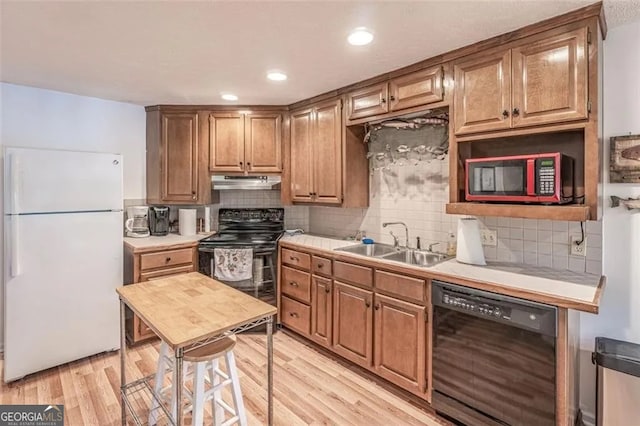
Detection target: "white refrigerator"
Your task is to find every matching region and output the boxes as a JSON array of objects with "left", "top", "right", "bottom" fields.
[{"left": 3, "top": 147, "right": 123, "bottom": 382}]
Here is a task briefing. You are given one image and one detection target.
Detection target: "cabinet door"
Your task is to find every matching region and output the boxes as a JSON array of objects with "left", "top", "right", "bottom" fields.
[
  {"left": 161, "top": 113, "right": 199, "bottom": 202},
  {"left": 454, "top": 50, "right": 512, "bottom": 135},
  {"left": 373, "top": 294, "right": 427, "bottom": 395},
  {"left": 346, "top": 83, "right": 389, "bottom": 121},
  {"left": 209, "top": 113, "right": 245, "bottom": 173},
  {"left": 313, "top": 100, "right": 343, "bottom": 204},
  {"left": 290, "top": 108, "right": 314, "bottom": 202},
  {"left": 390, "top": 66, "right": 443, "bottom": 112},
  {"left": 245, "top": 113, "right": 282, "bottom": 173},
  {"left": 511, "top": 27, "right": 588, "bottom": 127},
  {"left": 332, "top": 281, "right": 373, "bottom": 367},
  {"left": 311, "top": 275, "right": 332, "bottom": 347}
]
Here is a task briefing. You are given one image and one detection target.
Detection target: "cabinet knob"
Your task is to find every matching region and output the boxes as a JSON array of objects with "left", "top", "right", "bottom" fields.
[
  {"left": 192, "top": 191, "right": 196, "bottom": 200},
  {"left": 389, "top": 95, "right": 396, "bottom": 101},
  {"left": 247, "top": 162, "right": 251, "bottom": 167},
  {"left": 502, "top": 109, "right": 509, "bottom": 118},
  {"left": 365, "top": 301, "right": 371, "bottom": 308},
  {"left": 512, "top": 107, "right": 520, "bottom": 117},
  {"left": 289, "top": 256, "right": 299, "bottom": 261},
  {"left": 374, "top": 303, "right": 380, "bottom": 310},
  {"left": 289, "top": 281, "right": 299, "bottom": 287},
  {"left": 317, "top": 263, "right": 323, "bottom": 268},
  {"left": 239, "top": 161, "right": 243, "bottom": 166},
  {"left": 381, "top": 98, "right": 386, "bottom": 104},
  {"left": 165, "top": 257, "right": 171, "bottom": 263},
  {"left": 325, "top": 287, "right": 330, "bottom": 293},
  {"left": 289, "top": 312, "right": 299, "bottom": 318}
]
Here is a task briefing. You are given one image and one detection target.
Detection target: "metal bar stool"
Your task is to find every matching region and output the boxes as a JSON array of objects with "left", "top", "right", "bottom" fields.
[{"left": 252, "top": 249, "right": 276, "bottom": 298}]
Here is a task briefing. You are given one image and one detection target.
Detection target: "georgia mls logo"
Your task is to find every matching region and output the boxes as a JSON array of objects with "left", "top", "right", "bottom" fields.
[{"left": 0, "top": 404, "right": 64, "bottom": 426}]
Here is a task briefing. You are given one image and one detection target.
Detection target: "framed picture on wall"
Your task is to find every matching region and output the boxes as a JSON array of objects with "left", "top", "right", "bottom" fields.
[{"left": 610, "top": 134, "right": 640, "bottom": 183}]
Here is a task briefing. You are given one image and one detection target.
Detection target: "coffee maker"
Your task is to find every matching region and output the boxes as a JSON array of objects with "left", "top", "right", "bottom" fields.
[
  {"left": 149, "top": 206, "right": 170, "bottom": 236},
  {"left": 125, "top": 206, "right": 150, "bottom": 238}
]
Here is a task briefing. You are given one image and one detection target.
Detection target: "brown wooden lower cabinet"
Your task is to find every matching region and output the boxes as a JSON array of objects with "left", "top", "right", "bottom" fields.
[
  {"left": 332, "top": 281, "right": 373, "bottom": 367},
  {"left": 310, "top": 275, "right": 332, "bottom": 347},
  {"left": 124, "top": 243, "right": 198, "bottom": 344},
  {"left": 373, "top": 293, "right": 427, "bottom": 395}
]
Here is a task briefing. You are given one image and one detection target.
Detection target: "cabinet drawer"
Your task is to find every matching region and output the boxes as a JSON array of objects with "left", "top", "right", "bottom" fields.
[
  {"left": 375, "top": 270, "right": 426, "bottom": 305},
  {"left": 140, "top": 248, "right": 194, "bottom": 271},
  {"left": 281, "top": 248, "right": 311, "bottom": 270},
  {"left": 281, "top": 296, "right": 311, "bottom": 335},
  {"left": 334, "top": 261, "right": 373, "bottom": 289},
  {"left": 312, "top": 256, "right": 332, "bottom": 276},
  {"left": 281, "top": 266, "right": 311, "bottom": 303},
  {"left": 140, "top": 265, "right": 195, "bottom": 282}
]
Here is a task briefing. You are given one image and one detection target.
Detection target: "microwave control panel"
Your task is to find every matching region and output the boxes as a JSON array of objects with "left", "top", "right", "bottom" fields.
[{"left": 536, "top": 158, "right": 556, "bottom": 195}]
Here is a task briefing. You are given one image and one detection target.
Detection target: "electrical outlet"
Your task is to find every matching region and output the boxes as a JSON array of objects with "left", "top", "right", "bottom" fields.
[
  {"left": 569, "top": 235, "right": 587, "bottom": 257},
  {"left": 480, "top": 229, "right": 497, "bottom": 246}
]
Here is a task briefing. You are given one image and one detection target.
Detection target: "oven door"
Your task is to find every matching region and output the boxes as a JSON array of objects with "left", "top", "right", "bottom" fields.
[
  {"left": 432, "top": 284, "right": 556, "bottom": 425},
  {"left": 466, "top": 157, "right": 533, "bottom": 201}
]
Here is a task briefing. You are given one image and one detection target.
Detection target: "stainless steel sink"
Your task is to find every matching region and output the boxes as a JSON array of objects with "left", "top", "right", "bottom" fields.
[
  {"left": 335, "top": 243, "right": 398, "bottom": 257},
  {"left": 380, "top": 249, "right": 449, "bottom": 267}
]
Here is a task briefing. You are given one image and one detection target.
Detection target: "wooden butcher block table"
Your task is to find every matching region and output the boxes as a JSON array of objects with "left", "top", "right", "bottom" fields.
[{"left": 116, "top": 272, "right": 277, "bottom": 426}]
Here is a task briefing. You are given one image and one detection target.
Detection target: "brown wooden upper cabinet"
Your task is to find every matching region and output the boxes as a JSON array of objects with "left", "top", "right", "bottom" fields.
[
  {"left": 346, "top": 66, "right": 444, "bottom": 121},
  {"left": 454, "top": 27, "right": 589, "bottom": 135},
  {"left": 290, "top": 99, "right": 343, "bottom": 205},
  {"left": 209, "top": 112, "right": 282, "bottom": 174},
  {"left": 146, "top": 109, "right": 211, "bottom": 204}
]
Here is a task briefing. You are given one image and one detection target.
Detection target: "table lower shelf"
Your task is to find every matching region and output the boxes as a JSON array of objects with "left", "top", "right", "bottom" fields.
[{"left": 122, "top": 375, "right": 174, "bottom": 426}]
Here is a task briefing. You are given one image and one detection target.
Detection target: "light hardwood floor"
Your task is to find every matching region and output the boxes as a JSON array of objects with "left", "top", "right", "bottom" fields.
[{"left": 1, "top": 331, "right": 448, "bottom": 425}]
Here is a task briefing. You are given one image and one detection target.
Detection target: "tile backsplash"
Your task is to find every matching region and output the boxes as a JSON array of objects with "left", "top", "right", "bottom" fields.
[
  {"left": 125, "top": 191, "right": 309, "bottom": 233},
  {"left": 308, "top": 155, "right": 603, "bottom": 275}
]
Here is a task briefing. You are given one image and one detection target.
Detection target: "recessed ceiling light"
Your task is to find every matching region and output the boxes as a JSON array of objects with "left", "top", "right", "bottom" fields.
[
  {"left": 348, "top": 27, "right": 374, "bottom": 46},
  {"left": 267, "top": 71, "right": 288, "bottom": 81},
  {"left": 221, "top": 93, "right": 238, "bottom": 101}
]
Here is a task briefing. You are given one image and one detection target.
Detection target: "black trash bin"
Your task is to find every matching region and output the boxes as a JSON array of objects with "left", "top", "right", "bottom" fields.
[{"left": 593, "top": 337, "right": 640, "bottom": 426}]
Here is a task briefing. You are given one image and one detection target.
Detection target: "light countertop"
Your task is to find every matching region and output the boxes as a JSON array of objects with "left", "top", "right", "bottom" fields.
[
  {"left": 280, "top": 234, "right": 604, "bottom": 313},
  {"left": 124, "top": 232, "right": 213, "bottom": 252}
]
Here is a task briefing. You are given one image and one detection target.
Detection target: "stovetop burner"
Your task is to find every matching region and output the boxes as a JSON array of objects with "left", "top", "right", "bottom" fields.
[{"left": 199, "top": 208, "right": 285, "bottom": 249}]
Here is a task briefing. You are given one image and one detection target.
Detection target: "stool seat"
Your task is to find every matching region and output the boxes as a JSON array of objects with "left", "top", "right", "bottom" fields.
[{"left": 184, "top": 337, "right": 236, "bottom": 362}]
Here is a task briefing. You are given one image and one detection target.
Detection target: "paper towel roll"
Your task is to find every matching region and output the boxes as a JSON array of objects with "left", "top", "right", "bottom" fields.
[
  {"left": 456, "top": 217, "right": 486, "bottom": 266},
  {"left": 204, "top": 206, "right": 211, "bottom": 233},
  {"left": 179, "top": 209, "right": 197, "bottom": 236}
]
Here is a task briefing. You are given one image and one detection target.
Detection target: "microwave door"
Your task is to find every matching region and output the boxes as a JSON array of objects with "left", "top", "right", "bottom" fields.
[{"left": 467, "top": 160, "right": 528, "bottom": 199}]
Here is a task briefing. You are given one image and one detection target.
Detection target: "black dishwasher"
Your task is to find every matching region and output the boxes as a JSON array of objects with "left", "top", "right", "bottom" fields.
[{"left": 432, "top": 281, "right": 557, "bottom": 426}]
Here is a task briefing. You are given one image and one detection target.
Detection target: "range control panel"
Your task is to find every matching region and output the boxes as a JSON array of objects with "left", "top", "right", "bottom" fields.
[{"left": 442, "top": 293, "right": 510, "bottom": 319}]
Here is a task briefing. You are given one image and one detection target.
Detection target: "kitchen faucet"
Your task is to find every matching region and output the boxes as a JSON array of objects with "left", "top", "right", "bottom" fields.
[{"left": 382, "top": 222, "right": 410, "bottom": 249}]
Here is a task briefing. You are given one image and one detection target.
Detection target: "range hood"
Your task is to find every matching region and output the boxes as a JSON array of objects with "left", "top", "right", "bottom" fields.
[{"left": 211, "top": 175, "right": 281, "bottom": 190}]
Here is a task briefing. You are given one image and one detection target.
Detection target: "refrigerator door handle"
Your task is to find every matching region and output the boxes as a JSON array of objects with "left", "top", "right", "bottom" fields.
[
  {"left": 9, "top": 215, "right": 20, "bottom": 277},
  {"left": 8, "top": 152, "right": 21, "bottom": 214}
]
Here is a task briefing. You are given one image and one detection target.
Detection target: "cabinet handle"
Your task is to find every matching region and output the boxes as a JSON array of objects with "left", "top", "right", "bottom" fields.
[
  {"left": 365, "top": 301, "right": 371, "bottom": 308},
  {"left": 289, "top": 281, "right": 299, "bottom": 287},
  {"left": 374, "top": 303, "right": 380, "bottom": 310},
  {"left": 165, "top": 257, "right": 171, "bottom": 263},
  {"left": 512, "top": 107, "right": 520, "bottom": 117},
  {"left": 289, "top": 312, "right": 299, "bottom": 318},
  {"left": 389, "top": 95, "right": 396, "bottom": 101},
  {"left": 381, "top": 98, "right": 386, "bottom": 104},
  {"left": 325, "top": 287, "right": 330, "bottom": 293},
  {"left": 502, "top": 109, "right": 509, "bottom": 118}
]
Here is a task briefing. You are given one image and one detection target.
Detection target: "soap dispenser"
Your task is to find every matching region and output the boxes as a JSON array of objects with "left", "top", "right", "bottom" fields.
[{"left": 446, "top": 230, "right": 457, "bottom": 256}]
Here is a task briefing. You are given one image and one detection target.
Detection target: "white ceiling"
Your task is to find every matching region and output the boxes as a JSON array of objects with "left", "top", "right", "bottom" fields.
[{"left": 1, "top": 1, "right": 639, "bottom": 106}]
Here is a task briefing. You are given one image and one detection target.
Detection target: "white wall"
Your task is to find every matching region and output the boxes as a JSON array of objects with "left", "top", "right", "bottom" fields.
[
  {"left": 0, "top": 83, "right": 146, "bottom": 350},
  {"left": 579, "top": 19, "right": 640, "bottom": 423}
]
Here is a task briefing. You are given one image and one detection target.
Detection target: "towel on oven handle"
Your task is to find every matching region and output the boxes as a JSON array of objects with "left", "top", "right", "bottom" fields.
[{"left": 214, "top": 248, "right": 253, "bottom": 281}]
